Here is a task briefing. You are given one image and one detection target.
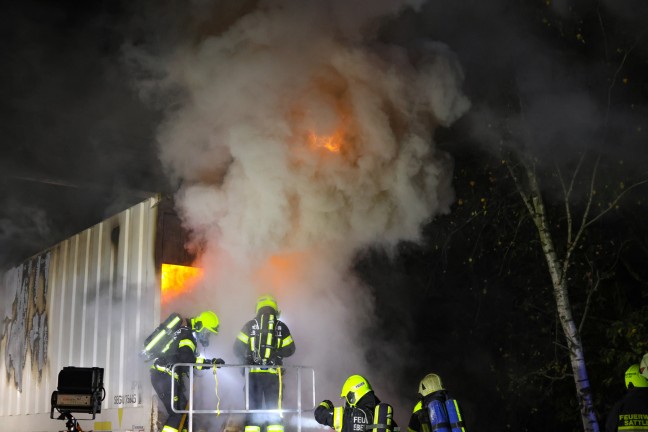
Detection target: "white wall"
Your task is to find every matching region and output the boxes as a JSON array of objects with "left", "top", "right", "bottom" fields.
[{"left": 0, "top": 196, "right": 161, "bottom": 432}]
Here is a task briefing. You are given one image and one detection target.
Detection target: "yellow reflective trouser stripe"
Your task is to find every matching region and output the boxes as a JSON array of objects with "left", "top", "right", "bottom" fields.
[
  {"left": 245, "top": 426, "right": 261, "bottom": 432},
  {"left": 238, "top": 332, "right": 249, "bottom": 344},
  {"left": 178, "top": 338, "right": 196, "bottom": 351},
  {"left": 282, "top": 335, "right": 293, "bottom": 346},
  {"left": 267, "top": 425, "right": 284, "bottom": 432},
  {"left": 333, "top": 406, "right": 343, "bottom": 432},
  {"left": 162, "top": 426, "right": 179, "bottom": 432}
]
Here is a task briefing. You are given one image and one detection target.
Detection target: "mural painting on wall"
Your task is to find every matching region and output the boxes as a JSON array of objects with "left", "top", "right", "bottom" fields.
[{"left": 1, "top": 252, "right": 50, "bottom": 392}]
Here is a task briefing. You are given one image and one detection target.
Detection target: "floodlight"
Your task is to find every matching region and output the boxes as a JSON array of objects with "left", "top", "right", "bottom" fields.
[{"left": 51, "top": 366, "right": 105, "bottom": 419}]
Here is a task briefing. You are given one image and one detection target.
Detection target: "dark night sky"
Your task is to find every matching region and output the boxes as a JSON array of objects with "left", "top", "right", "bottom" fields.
[{"left": 1, "top": 1, "right": 158, "bottom": 266}]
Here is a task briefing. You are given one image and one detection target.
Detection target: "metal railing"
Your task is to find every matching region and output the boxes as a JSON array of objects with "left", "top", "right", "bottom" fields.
[{"left": 170, "top": 363, "right": 316, "bottom": 432}]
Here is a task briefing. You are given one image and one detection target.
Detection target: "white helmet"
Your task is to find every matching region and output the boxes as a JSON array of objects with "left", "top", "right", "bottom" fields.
[
  {"left": 640, "top": 353, "right": 648, "bottom": 380},
  {"left": 418, "top": 373, "right": 445, "bottom": 397}
]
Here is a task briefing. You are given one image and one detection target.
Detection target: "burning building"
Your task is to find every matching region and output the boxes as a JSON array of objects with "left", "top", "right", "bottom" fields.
[
  {"left": 0, "top": 195, "right": 318, "bottom": 432},
  {"left": 1, "top": 2, "right": 472, "bottom": 431}
]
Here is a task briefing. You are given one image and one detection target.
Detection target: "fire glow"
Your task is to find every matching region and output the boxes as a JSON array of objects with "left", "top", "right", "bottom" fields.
[
  {"left": 160, "top": 263, "right": 203, "bottom": 306},
  {"left": 254, "top": 252, "right": 308, "bottom": 293},
  {"left": 307, "top": 130, "right": 343, "bottom": 153}
]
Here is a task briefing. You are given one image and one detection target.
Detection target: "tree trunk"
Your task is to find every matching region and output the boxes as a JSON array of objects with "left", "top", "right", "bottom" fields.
[{"left": 525, "top": 166, "right": 600, "bottom": 432}]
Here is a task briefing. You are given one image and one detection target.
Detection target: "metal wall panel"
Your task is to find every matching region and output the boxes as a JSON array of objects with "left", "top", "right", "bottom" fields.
[{"left": 0, "top": 196, "right": 161, "bottom": 431}]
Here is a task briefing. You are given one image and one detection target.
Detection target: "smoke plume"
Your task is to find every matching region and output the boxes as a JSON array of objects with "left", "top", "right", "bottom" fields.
[{"left": 133, "top": 0, "right": 469, "bottom": 425}]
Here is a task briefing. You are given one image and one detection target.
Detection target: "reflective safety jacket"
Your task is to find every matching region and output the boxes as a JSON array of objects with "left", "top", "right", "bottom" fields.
[
  {"left": 234, "top": 308, "right": 295, "bottom": 373},
  {"left": 605, "top": 388, "right": 648, "bottom": 432},
  {"left": 152, "top": 326, "right": 207, "bottom": 376},
  {"left": 407, "top": 400, "right": 430, "bottom": 432},
  {"left": 315, "top": 392, "right": 383, "bottom": 432}
]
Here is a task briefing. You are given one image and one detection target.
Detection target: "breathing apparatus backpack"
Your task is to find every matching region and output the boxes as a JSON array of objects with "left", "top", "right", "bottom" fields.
[
  {"left": 427, "top": 398, "right": 466, "bottom": 432},
  {"left": 366, "top": 402, "right": 396, "bottom": 432},
  {"left": 250, "top": 312, "right": 281, "bottom": 366},
  {"left": 140, "top": 313, "right": 183, "bottom": 361}
]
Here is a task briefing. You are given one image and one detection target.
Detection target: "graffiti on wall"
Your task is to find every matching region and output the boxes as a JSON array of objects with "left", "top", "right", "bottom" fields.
[{"left": 1, "top": 252, "right": 49, "bottom": 392}]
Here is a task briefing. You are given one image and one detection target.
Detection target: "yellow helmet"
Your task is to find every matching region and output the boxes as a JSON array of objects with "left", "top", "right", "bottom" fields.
[
  {"left": 340, "top": 375, "right": 372, "bottom": 406},
  {"left": 192, "top": 311, "right": 220, "bottom": 334},
  {"left": 256, "top": 294, "right": 279, "bottom": 315},
  {"left": 418, "top": 373, "right": 445, "bottom": 397},
  {"left": 625, "top": 364, "right": 648, "bottom": 389}
]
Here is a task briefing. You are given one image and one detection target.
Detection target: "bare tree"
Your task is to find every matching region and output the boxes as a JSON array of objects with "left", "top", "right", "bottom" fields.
[{"left": 505, "top": 150, "right": 648, "bottom": 432}]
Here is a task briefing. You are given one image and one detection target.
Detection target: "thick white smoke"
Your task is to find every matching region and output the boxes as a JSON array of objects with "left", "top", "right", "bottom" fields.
[{"left": 142, "top": 0, "right": 469, "bottom": 427}]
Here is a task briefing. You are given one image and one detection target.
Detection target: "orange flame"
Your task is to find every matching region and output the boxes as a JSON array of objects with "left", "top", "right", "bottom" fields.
[
  {"left": 307, "top": 130, "right": 343, "bottom": 153},
  {"left": 161, "top": 263, "right": 203, "bottom": 306}
]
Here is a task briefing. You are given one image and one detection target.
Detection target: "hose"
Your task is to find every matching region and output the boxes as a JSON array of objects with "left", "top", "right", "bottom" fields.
[
  {"left": 278, "top": 366, "right": 283, "bottom": 418},
  {"left": 213, "top": 366, "right": 221, "bottom": 416}
]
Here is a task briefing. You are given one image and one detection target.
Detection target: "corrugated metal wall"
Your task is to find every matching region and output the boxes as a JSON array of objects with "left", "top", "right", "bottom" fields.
[{"left": 0, "top": 196, "right": 161, "bottom": 423}]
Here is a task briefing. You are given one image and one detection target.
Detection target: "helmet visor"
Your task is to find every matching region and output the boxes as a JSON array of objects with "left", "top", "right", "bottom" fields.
[{"left": 196, "top": 330, "right": 211, "bottom": 347}]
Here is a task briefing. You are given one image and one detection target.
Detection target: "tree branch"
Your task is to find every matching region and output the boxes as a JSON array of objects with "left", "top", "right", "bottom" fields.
[
  {"left": 583, "top": 177, "right": 648, "bottom": 229},
  {"left": 579, "top": 267, "right": 600, "bottom": 334},
  {"left": 563, "top": 154, "right": 600, "bottom": 275}
]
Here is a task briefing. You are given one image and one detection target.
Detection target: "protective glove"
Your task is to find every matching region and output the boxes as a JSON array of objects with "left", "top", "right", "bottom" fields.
[
  {"left": 314, "top": 400, "right": 334, "bottom": 425},
  {"left": 211, "top": 358, "right": 225, "bottom": 365},
  {"left": 319, "top": 400, "right": 333, "bottom": 409}
]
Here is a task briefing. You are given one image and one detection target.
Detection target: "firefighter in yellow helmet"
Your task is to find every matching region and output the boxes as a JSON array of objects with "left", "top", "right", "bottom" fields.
[
  {"left": 234, "top": 295, "right": 296, "bottom": 432},
  {"left": 149, "top": 311, "right": 223, "bottom": 432},
  {"left": 408, "top": 373, "right": 466, "bottom": 432},
  {"left": 314, "top": 374, "right": 396, "bottom": 432},
  {"left": 605, "top": 364, "right": 648, "bottom": 432}
]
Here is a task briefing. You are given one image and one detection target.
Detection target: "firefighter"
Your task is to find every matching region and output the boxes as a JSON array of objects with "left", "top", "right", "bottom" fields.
[
  {"left": 150, "top": 310, "right": 223, "bottom": 432},
  {"left": 314, "top": 374, "right": 396, "bottom": 432},
  {"left": 605, "top": 364, "right": 648, "bottom": 432},
  {"left": 234, "top": 295, "right": 296, "bottom": 432},
  {"left": 408, "top": 373, "right": 466, "bottom": 432}
]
